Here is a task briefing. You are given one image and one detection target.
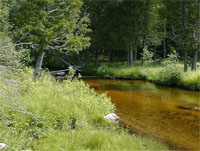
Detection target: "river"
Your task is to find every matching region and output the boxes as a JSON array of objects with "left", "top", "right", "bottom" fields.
[{"left": 84, "top": 78, "right": 200, "bottom": 150}]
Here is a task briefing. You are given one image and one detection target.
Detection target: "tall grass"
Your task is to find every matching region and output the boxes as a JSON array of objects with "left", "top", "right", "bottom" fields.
[
  {"left": 180, "top": 70, "right": 200, "bottom": 90},
  {"left": 86, "top": 61, "right": 200, "bottom": 91},
  {"left": 0, "top": 68, "right": 169, "bottom": 150},
  {"left": 33, "top": 128, "right": 167, "bottom": 151}
]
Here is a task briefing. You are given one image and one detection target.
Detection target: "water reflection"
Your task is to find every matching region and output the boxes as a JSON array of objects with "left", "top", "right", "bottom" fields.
[{"left": 84, "top": 78, "right": 200, "bottom": 150}]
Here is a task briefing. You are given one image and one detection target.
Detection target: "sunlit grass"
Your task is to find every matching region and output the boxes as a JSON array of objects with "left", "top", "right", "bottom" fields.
[
  {"left": 180, "top": 70, "right": 200, "bottom": 90},
  {"left": 86, "top": 61, "right": 200, "bottom": 90},
  {"left": 0, "top": 68, "right": 169, "bottom": 150},
  {"left": 33, "top": 128, "right": 168, "bottom": 151}
]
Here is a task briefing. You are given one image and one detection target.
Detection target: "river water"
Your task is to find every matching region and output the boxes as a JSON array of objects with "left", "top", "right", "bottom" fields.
[{"left": 84, "top": 78, "right": 200, "bottom": 150}]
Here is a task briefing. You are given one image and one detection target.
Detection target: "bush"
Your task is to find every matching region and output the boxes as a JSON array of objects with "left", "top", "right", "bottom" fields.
[
  {"left": 157, "top": 51, "right": 181, "bottom": 85},
  {"left": 141, "top": 46, "right": 154, "bottom": 65}
]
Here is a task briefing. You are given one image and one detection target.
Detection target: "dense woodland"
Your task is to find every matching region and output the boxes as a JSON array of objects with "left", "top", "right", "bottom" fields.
[
  {"left": 83, "top": 0, "right": 200, "bottom": 71},
  {"left": 1, "top": 0, "right": 200, "bottom": 72}
]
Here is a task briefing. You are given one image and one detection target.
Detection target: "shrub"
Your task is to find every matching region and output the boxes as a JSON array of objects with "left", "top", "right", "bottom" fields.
[
  {"left": 157, "top": 51, "right": 182, "bottom": 85},
  {"left": 141, "top": 46, "right": 154, "bottom": 65}
]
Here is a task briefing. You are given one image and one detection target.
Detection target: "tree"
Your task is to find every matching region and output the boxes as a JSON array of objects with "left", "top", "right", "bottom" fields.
[
  {"left": 191, "top": 0, "right": 200, "bottom": 70},
  {"left": 84, "top": 0, "right": 123, "bottom": 66},
  {"left": 12, "top": 0, "right": 90, "bottom": 78},
  {"left": 119, "top": 0, "right": 142, "bottom": 66},
  {"left": 165, "top": 0, "right": 199, "bottom": 72},
  {"left": 138, "top": 0, "right": 165, "bottom": 66}
]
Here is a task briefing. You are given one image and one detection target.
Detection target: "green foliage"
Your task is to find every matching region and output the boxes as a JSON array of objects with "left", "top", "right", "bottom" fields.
[
  {"left": 158, "top": 51, "right": 182, "bottom": 85},
  {"left": 12, "top": 0, "right": 90, "bottom": 52},
  {"left": 141, "top": 46, "right": 154, "bottom": 65},
  {"left": 158, "top": 64, "right": 182, "bottom": 85},
  {"left": 85, "top": 61, "right": 200, "bottom": 91},
  {"left": 0, "top": 69, "right": 113, "bottom": 150},
  {"left": 11, "top": 0, "right": 91, "bottom": 72},
  {"left": 33, "top": 128, "right": 168, "bottom": 151},
  {"left": 180, "top": 71, "right": 200, "bottom": 91},
  {"left": 0, "top": 69, "right": 168, "bottom": 150},
  {"left": 67, "top": 66, "right": 76, "bottom": 79},
  {"left": 163, "top": 50, "right": 179, "bottom": 65},
  {"left": 0, "top": 0, "right": 10, "bottom": 33}
]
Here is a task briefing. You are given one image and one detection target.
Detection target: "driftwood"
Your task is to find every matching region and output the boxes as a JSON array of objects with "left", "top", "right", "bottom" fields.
[
  {"left": 50, "top": 69, "right": 69, "bottom": 75},
  {"left": 49, "top": 66, "right": 82, "bottom": 76}
]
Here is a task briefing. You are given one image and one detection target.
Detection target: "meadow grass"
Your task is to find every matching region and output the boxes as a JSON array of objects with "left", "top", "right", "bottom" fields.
[
  {"left": 33, "top": 128, "right": 167, "bottom": 151},
  {"left": 0, "top": 69, "right": 169, "bottom": 151},
  {"left": 84, "top": 61, "right": 200, "bottom": 91}
]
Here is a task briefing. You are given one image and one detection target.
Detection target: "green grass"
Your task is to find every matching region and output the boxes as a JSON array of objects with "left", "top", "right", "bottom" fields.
[
  {"left": 33, "top": 128, "right": 167, "bottom": 151},
  {"left": 0, "top": 68, "right": 169, "bottom": 151},
  {"left": 180, "top": 70, "right": 200, "bottom": 90},
  {"left": 83, "top": 61, "right": 200, "bottom": 91}
]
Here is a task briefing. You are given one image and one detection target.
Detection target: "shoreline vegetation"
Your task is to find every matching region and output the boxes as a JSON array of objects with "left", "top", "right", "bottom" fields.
[
  {"left": 83, "top": 61, "right": 200, "bottom": 91},
  {"left": 0, "top": 69, "right": 169, "bottom": 151}
]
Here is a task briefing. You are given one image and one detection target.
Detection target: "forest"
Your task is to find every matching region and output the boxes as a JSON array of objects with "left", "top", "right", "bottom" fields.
[{"left": 0, "top": 0, "right": 199, "bottom": 150}]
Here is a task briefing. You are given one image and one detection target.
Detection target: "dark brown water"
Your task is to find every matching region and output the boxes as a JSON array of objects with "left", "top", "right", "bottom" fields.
[{"left": 84, "top": 78, "right": 200, "bottom": 150}]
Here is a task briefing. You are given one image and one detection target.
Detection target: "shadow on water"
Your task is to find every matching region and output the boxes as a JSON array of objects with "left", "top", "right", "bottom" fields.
[{"left": 84, "top": 78, "right": 200, "bottom": 150}]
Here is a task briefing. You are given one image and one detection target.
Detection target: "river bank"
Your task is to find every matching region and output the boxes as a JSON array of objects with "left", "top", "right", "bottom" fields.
[
  {"left": 84, "top": 78, "right": 200, "bottom": 150},
  {"left": 0, "top": 69, "right": 169, "bottom": 151},
  {"left": 83, "top": 62, "right": 200, "bottom": 91}
]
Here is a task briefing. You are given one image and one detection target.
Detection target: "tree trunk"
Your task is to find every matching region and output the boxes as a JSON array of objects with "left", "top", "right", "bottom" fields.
[
  {"left": 108, "top": 50, "right": 111, "bottom": 62},
  {"left": 199, "top": 51, "right": 200, "bottom": 62},
  {"left": 130, "top": 50, "right": 133, "bottom": 66},
  {"left": 90, "top": 51, "right": 93, "bottom": 63},
  {"left": 33, "top": 50, "right": 45, "bottom": 78},
  {"left": 85, "top": 51, "right": 89, "bottom": 63},
  {"left": 141, "top": 35, "right": 146, "bottom": 66},
  {"left": 95, "top": 50, "right": 99, "bottom": 67},
  {"left": 182, "top": 0, "right": 188, "bottom": 72},
  {"left": 163, "top": 27, "right": 167, "bottom": 58},
  {"left": 194, "top": 0, "right": 200, "bottom": 69},
  {"left": 163, "top": 41, "right": 166, "bottom": 59},
  {"left": 184, "top": 50, "right": 188, "bottom": 72},
  {"left": 109, "top": 50, "right": 114, "bottom": 63},
  {"left": 127, "top": 50, "right": 130, "bottom": 66},
  {"left": 133, "top": 48, "right": 137, "bottom": 62},
  {"left": 154, "top": 46, "right": 157, "bottom": 60},
  {"left": 112, "top": 51, "right": 115, "bottom": 62},
  {"left": 129, "top": 41, "right": 133, "bottom": 66},
  {"left": 192, "top": 50, "right": 199, "bottom": 71},
  {"left": 133, "top": 38, "right": 138, "bottom": 63}
]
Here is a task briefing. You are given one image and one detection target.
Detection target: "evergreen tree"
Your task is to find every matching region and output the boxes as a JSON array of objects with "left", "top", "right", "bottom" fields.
[{"left": 12, "top": 0, "right": 90, "bottom": 77}]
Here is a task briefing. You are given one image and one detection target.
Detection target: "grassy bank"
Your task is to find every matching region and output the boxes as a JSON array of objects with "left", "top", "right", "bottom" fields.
[
  {"left": 0, "top": 69, "right": 168, "bottom": 151},
  {"left": 83, "top": 61, "right": 200, "bottom": 91}
]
